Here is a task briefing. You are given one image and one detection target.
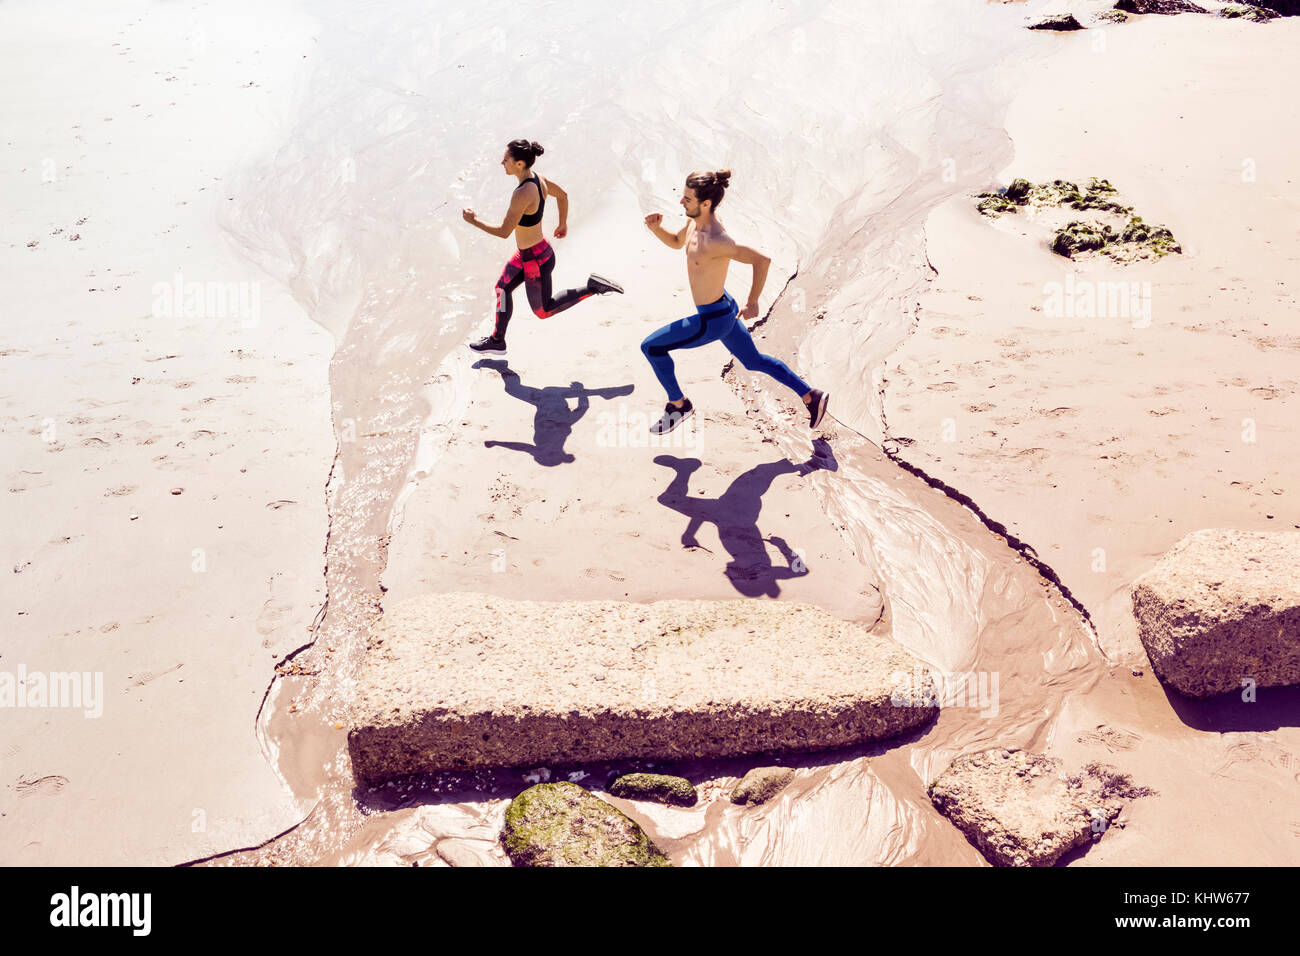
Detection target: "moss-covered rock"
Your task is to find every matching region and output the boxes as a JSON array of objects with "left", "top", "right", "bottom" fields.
[
  {"left": 1051, "top": 221, "right": 1112, "bottom": 257},
  {"left": 1027, "top": 13, "right": 1084, "bottom": 30},
  {"left": 1005, "top": 178, "right": 1033, "bottom": 203},
  {"left": 730, "top": 766, "right": 795, "bottom": 805},
  {"left": 976, "top": 192, "right": 1016, "bottom": 216},
  {"left": 978, "top": 176, "right": 1177, "bottom": 261},
  {"left": 1219, "top": 3, "right": 1277, "bottom": 19},
  {"left": 500, "top": 782, "right": 672, "bottom": 867},
  {"left": 608, "top": 772, "right": 697, "bottom": 807},
  {"left": 1095, "top": 8, "right": 1129, "bottom": 22},
  {"left": 1119, "top": 216, "right": 1182, "bottom": 255}
]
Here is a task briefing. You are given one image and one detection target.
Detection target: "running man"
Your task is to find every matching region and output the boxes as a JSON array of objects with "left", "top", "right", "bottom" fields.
[
  {"left": 463, "top": 139, "right": 623, "bottom": 357},
  {"left": 641, "top": 169, "right": 828, "bottom": 434}
]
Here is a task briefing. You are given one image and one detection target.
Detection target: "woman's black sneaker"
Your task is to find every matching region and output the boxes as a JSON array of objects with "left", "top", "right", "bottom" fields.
[
  {"left": 807, "top": 389, "right": 829, "bottom": 429},
  {"left": 650, "top": 399, "right": 693, "bottom": 435},
  {"left": 469, "top": 335, "right": 507, "bottom": 356},
  {"left": 587, "top": 274, "right": 624, "bottom": 295}
]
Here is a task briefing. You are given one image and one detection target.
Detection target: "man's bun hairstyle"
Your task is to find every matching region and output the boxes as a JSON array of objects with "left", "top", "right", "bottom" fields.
[
  {"left": 507, "top": 139, "right": 545, "bottom": 168},
  {"left": 686, "top": 168, "right": 731, "bottom": 209}
]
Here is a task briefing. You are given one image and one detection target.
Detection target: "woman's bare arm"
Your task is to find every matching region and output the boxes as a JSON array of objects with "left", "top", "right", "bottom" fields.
[
  {"left": 462, "top": 187, "right": 528, "bottom": 239},
  {"left": 543, "top": 176, "right": 569, "bottom": 236}
]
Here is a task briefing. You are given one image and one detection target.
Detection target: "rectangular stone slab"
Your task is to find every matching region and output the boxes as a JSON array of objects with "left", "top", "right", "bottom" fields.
[{"left": 348, "top": 592, "right": 938, "bottom": 784}]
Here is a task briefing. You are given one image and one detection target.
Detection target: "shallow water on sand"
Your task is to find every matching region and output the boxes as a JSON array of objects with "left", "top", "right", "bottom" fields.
[{"left": 210, "top": 0, "right": 1100, "bottom": 866}]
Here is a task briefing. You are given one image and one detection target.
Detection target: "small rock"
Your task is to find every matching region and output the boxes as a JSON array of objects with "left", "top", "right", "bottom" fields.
[
  {"left": 929, "top": 749, "right": 1151, "bottom": 866},
  {"left": 608, "top": 772, "right": 697, "bottom": 807},
  {"left": 1028, "top": 13, "right": 1084, "bottom": 30},
  {"left": 730, "top": 766, "right": 795, "bottom": 805},
  {"left": 500, "top": 782, "right": 672, "bottom": 867},
  {"left": 1218, "top": 3, "right": 1278, "bottom": 19}
]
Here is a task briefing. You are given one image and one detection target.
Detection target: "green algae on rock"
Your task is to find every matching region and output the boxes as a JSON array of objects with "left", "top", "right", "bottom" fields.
[
  {"left": 1027, "top": 13, "right": 1084, "bottom": 30},
  {"left": 1219, "top": 3, "right": 1278, "bottom": 19},
  {"left": 1051, "top": 220, "right": 1113, "bottom": 256},
  {"left": 976, "top": 176, "right": 1179, "bottom": 260},
  {"left": 730, "top": 766, "right": 795, "bottom": 805},
  {"left": 1119, "top": 216, "right": 1182, "bottom": 255},
  {"left": 975, "top": 192, "right": 1016, "bottom": 216},
  {"left": 609, "top": 772, "right": 698, "bottom": 807},
  {"left": 500, "top": 782, "right": 672, "bottom": 867}
]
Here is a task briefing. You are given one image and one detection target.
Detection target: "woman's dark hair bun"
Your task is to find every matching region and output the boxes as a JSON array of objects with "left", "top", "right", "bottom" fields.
[{"left": 507, "top": 138, "right": 544, "bottom": 167}]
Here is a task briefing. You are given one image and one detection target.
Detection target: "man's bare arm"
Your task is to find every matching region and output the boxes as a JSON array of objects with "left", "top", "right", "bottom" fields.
[
  {"left": 644, "top": 213, "right": 690, "bottom": 249},
  {"left": 726, "top": 241, "right": 771, "bottom": 318},
  {"left": 462, "top": 187, "right": 527, "bottom": 238}
]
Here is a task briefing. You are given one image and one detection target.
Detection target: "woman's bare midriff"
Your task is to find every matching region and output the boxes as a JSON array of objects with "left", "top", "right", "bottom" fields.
[
  {"left": 514, "top": 179, "right": 546, "bottom": 248},
  {"left": 515, "top": 221, "right": 544, "bottom": 248}
]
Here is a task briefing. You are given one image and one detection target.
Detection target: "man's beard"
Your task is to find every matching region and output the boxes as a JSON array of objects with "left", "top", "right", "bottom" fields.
[{"left": 685, "top": 208, "right": 700, "bottom": 218}]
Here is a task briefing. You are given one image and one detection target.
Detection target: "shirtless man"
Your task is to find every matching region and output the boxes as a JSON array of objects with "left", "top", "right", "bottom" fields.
[{"left": 641, "top": 169, "right": 828, "bottom": 435}]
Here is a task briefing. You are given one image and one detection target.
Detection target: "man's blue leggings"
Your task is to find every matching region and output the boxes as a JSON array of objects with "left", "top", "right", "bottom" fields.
[{"left": 640, "top": 291, "right": 811, "bottom": 403}]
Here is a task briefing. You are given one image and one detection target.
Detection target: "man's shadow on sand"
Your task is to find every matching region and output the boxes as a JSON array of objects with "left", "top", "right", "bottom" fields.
[
  {"left": 474, "top": 359, "right": 633, "bottom": 466},
  {"left": 655, "top": 440, "right": 833, "bottom": 598}
]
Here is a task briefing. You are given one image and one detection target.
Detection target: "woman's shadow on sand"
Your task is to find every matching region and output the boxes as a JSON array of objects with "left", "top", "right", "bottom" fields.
[
  {"left": 474, "top": 359, "right": 633, "bottom": 466},
  {"left": 655, "top": 440, "right": 835, "bottom": 598}
]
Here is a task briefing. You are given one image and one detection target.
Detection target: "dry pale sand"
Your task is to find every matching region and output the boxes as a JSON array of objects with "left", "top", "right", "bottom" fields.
[
  {"left": 888, "top": 9, "right": 1300, "bottom": 864},
  {"left": 0, "top": 0, "right": 327, "bottom": 864},
  {"left": 893, "top": 12, "right": 1300, "bottom": 664}
]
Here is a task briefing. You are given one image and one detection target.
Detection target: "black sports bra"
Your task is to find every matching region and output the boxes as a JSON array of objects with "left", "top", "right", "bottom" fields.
[{"left": 518, "top": 173, "right": 545, "bottom": 227}]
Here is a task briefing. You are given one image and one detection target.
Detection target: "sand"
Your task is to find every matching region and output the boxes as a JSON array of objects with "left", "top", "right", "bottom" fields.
[
  {"left": 4, "top": 0, "right": 1298, "bottom": 867},
  {"left": 0, "top": 0, "right": 326, "bottom": 864}
]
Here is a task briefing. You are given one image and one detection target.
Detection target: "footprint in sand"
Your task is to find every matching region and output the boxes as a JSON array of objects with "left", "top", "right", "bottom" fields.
[
  {"left": 925, "top": 382, "right": 959, "bottom": 392},
  {"left": 1211, "top": 737, "right": 1296, "bottom": 779},
  {"left": 266, "top": 500, "right": 296, "bottom": 510},
  {"left": 226, "top": 375, "right": 257, "bottom": 384},
  {"left": 257, "top": 601, "right": 295, "bottom": 637},
  {"left": 104, "top": 484, "right": 136, "bottom": 496},
  {"left": 80, "top": 437, "right": 110, "bottom": 448},
  {"left": 127, "top": 663, "right": 183, "bottom": 687},
  {"left": 1250, "top": 386, "right": 1283, "bottom": 400},
  {"left": 1077, "top": 725, "right": 1142, "bottom": 753},
  {"left": 15, "top": 775, "right": 69, "bottom": 798},
  {"left": 1040, "top": 407, "right": 1078, "bottom": 418}
]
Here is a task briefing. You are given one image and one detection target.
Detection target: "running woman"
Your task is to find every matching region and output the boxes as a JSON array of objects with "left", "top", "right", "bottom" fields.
[
  {"left": 640, "top": 169, "right": 828, "bottom": 434},
  {"left": 463, "top": 139, "right": 623, "bottom": 356}
]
